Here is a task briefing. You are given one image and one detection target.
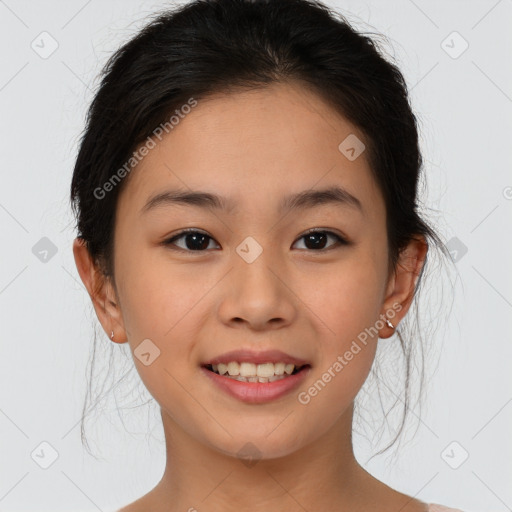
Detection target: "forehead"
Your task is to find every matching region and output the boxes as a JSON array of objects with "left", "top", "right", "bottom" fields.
[{"left": 117, "top": 81, "right": 383, "bottom": 219}]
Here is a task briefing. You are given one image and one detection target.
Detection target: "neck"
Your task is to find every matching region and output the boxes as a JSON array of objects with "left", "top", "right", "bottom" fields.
[{"left": 150, "top": 404, "right": 372, "bottom": 512}]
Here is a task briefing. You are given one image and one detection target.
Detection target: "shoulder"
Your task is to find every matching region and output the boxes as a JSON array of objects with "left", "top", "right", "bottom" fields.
[
  {"left": 114, "top": 496, "right": 152, "bottom": 512},
  {"left": 113, "top": 504, "right": 136, "bottom": 512},
  {"left": 428, "top": 504, "right": 465, "bottom": 512}
]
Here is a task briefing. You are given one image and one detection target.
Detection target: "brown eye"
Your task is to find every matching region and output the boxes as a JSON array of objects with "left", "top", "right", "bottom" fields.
[
  {"left": 163, "top": 229, "right": 219, "bottom": 251},
  {"left": 293, "top": 230, "right": 348, "bottom": 251}
]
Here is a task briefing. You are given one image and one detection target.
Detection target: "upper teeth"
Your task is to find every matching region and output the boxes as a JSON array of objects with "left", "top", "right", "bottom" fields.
[{"left": 213, "top": 362, "right": 296, "bottom": 377}]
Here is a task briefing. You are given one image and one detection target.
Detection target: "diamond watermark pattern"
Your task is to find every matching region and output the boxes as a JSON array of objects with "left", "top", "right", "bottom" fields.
[
  {"left": 236, "top": 236, "right": 263, "bottom": 264},
  {"left": 134, "top": 338, "right": 161, "bottom": 366},
  {"left": 31, "top": 31, "right": 59, "bottom": 59},
  {"left": 237, "top": 442, "right": 262, "bottom": 468},
  {"left": 441, "top": 441, "right": 469, "bottom": 469},
  {"left": 31, "top": 441, "right": 59, "bottom": 469},
  {"left": 441, "top": 31, "right": 469, "bottom": 59},
  {"left": 32, "top": 236, "right": 58, "bottom": 263},
  {"left": 338, "top": 134, "right": 365, "bottom": 161},
  {"left": 446, "top": 236, "right": 468, "bottom": 263}
]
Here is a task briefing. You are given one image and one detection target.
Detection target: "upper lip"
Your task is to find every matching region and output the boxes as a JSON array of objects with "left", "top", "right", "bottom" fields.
[{"left": 201, "top": 349, "right": 311, "bottom": 367}]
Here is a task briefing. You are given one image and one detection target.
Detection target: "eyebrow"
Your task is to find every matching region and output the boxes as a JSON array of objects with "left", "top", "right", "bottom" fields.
[{"left": 140, "top": 185, "right": 363, "bottom": 216}]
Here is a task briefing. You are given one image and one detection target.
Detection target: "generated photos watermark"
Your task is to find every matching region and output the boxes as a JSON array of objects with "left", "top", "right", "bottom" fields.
[
  {"left": 297, "top": 302, "right": 403, "bottom": 405},
  {"left": 93, "top": 97, "right": 198, "bottom": 200}
]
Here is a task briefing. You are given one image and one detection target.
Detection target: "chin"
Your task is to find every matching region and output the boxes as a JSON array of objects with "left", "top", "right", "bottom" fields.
[{"left": 205, "top": 427, "right": 309, "bottom": 463}]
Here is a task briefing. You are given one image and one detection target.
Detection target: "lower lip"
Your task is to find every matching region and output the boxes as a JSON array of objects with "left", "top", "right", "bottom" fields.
[{"left": 200, "top": 365, "right": 311, "bottom": 404}]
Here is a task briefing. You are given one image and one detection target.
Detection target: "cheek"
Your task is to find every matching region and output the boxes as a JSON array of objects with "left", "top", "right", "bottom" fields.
[
  {"left": 116, "top": 252, "right": 215, "bottom": 391},
  {"left": 295, "top": 266, "right": 381, "bottom": 423},
  {"left": 294, "top": 254, "right": 384, "bottom": 404},
  {"left": 116, "top": 261, "right": 202, "bottom": 415},
  {"left": 300, "top": 256, "right": 384, "bottom": 341},
  {"left": 117, "top": 247, "right": 204, "bottom": 339}
]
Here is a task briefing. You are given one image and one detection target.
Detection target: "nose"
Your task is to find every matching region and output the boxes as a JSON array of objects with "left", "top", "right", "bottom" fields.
[{"left": 216, "top": 248, "right": 297, "bottom": 332}]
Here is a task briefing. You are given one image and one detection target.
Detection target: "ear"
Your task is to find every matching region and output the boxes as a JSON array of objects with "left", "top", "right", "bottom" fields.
[
  {"left": 379, "top": 235, "right": 428, "bottom": 339},
  {"left": 72, "top": 237, "right": 128, "bottom": 344}
]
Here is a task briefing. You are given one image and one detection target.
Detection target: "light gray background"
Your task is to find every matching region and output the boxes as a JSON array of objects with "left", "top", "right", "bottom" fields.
[{"left": 0, "top": 1, "right": 511, "bottom": 511}]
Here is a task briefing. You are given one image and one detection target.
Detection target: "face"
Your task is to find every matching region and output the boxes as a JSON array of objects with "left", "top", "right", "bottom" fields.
[{"left": 76, "top": 81, "right": 418, "bottom": 461}]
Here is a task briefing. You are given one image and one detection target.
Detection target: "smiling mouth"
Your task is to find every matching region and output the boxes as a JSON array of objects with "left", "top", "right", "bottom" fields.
[{"left": 202, "top": 363, "right": 310, "bottom": 383}]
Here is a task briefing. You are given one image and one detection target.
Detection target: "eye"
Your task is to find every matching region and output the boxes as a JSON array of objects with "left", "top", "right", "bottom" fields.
[
  {"left": 163, "top": 229, "right": 220, "bottom": 252},
  {"left": 162, "top": 228, "right": 349, "bottom": 253},
  {"left": 292, "top": 229, "right": 349, "bottom": 251}
]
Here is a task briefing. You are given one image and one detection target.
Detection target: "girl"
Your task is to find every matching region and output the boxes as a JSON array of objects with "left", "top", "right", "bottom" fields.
[{"left": 70, "top": 0, "right": 461, "bottom": 510}]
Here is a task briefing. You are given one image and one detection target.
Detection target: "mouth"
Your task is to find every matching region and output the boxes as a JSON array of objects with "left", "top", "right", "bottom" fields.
[
  {"left": 200, "top": 359, "right": 312, "bottom": 404},
  {"left": 201, "top": 362, "right": 311, "bottom": 383}
]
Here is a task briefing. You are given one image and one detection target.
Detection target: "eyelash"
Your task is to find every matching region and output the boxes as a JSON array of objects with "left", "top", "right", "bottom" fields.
[{"left": 162, "top": 228, "right": 349, "bottom": 253}]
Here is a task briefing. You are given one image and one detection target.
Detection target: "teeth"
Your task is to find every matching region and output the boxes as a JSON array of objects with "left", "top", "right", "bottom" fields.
[
  {"left": 234, "top": 374, "right": 287, "bottom": 383},
  {"left": 240, "top": 362, "right": 257, "bottom": 377},
  {"left": 227, "top": 361, "right": 240, "bottom": 376},
  {"left": 274, "top": 362, "right": 285, "bottom": 375},
  {"left": 210, "top": 361, "right": 301, "bottom": 377},
  {"left": 284, "top": 363, "right": 295, "bottom": 375},
  {"left": 256, "top": 363, "right": 274, "bottom": 378}
]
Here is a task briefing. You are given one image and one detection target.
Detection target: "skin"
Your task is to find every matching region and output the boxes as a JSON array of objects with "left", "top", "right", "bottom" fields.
[{"left": 73, "top": 80, "right": 428, "bottom": 512}]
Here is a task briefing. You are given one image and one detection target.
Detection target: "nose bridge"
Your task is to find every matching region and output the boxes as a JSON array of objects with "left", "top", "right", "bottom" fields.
[
  {"left": 233, "top": 234, "right": 281, "bottom": 296},
  {"left": 218, "top": 234, "right": 295, "bottom": 328}
]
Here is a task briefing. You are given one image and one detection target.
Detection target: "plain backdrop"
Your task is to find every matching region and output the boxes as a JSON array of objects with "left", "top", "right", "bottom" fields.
[{"left": 0, "top": 1, "right": 511, "bottom": 511}]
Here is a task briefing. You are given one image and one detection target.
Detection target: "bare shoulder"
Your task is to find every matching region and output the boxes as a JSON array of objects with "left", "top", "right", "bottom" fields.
[
  {"left": 116, "top": 503, "right": 137, "bottom": 512},
  {"left": 427, "top": 505, "right": 465, "bottom": 512},
  {"left": 116, "top": 503, "right": 144, "bottom": 512},
  {"left": 385, "top": 494, "right": 430, "bottom": 512},
  {"left": 354, "top": 466, "right": 430, "bottom": 512},
  {"left": 116, "top": 495, "right": 154, "bottom": 512}
]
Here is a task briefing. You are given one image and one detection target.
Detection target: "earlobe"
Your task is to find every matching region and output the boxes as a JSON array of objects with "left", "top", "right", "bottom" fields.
[
  {"left": 72, "top": 237, "right": 127, "bottom": 344},
  {"left": 378, "top": 302, "right": 400, "bottom": 339}
]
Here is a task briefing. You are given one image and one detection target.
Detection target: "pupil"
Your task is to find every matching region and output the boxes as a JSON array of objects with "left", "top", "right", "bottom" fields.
[
  {"left": 305, "top": 233, "right": 327, "bottom": 250},
  {"left": 185, "top": 233, "right": 209, "bottom": 250}
]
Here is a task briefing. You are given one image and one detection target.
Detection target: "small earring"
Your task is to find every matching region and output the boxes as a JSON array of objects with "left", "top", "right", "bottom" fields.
[
  {"left": 110, "top": 330, "right": 114, "bottom": 340},
  {"left": 385, "top": 318, "right": 394, "bottom": 329}
]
